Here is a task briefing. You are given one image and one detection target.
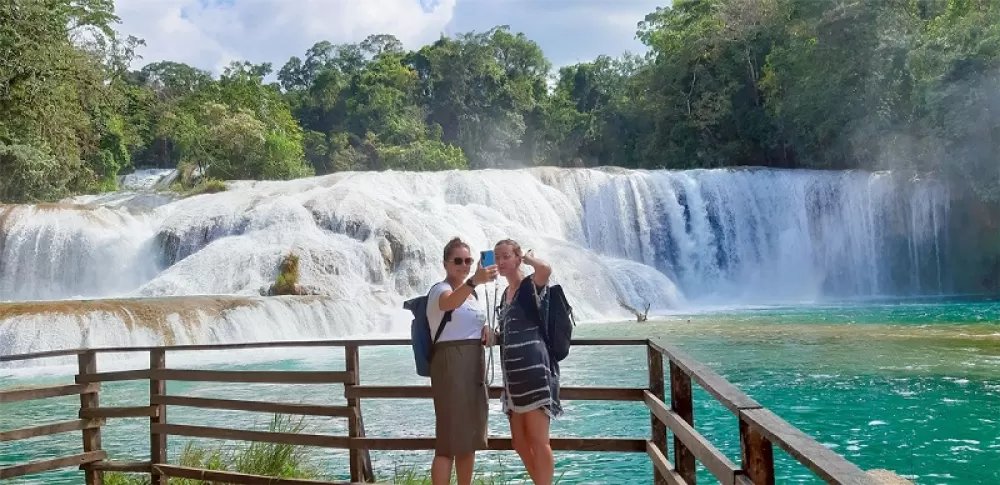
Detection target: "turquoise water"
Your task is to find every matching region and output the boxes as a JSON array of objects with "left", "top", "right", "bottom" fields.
[{"left": 2, "top": 299, "right": 998, "bottom": 484}]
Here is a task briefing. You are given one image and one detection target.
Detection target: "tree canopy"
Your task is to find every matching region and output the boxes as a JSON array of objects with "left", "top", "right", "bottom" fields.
[{"left": 2, "top": 0, "right": 998, "bottom": 204}]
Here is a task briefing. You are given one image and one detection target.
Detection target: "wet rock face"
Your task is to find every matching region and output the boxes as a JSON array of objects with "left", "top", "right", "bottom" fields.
[
  {"left": 156, "top": 215, "right": 252, "bottom": 267},
  {"left": 309, "top": 205, "right": 415, "bottom": 277},
  {"left": 377, "top": 230, "right": 408, "bottom": 272},
  {"left": 260, "top": 283, "right": 322, "bottom": 296}
]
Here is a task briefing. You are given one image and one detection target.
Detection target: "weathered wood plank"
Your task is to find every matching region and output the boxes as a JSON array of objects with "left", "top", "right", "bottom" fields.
[
  {"left": 648, "top": 343, "right": 669, "bottom": 485},
  {"left": 0, "top": 338, "right": 648, "bottom": 362},
  {"left": 353, "top": 437, "right": 646, "bottom": 452},
  {"left": 78, "top": 351, "right": 103, "bottom": 485},
  {"left": 153, "top": 464, "right": 351, "bottom": 485},
  {"left": 346, "top": 385, "right": 645, "bottom": 401},
  {"left": 0, "top": 451, "right": 106, "bottom": 479},
  {"left": 646, "top": 391, "right": 738, "bottom": 485},
  {"left": 344, "top": 344, "right": 374, "bottom": 483},
  {"left": 740, "top": 408, "right": 871, "bottom": 484},
  {"left": 152, "top": 369, "right": 350, "bottom": 384},
  {"left": 650, "top": 338, "right": 761, "bottom": 413},
  {"left": 150, "top": 349, "right": 167, "bottom": 485},
  {"left": 151, "top": 395, "right": 353, "bottom": 418},
  {"left": 646, "top": 440, "right": 689, "bottom": 485},
  {"left": 85, "top": 460, "right": 152, "bottom": 473},
  {"left": 740, "top": 418, "right": 775, "bottom": 485},
  {"left": 0, "top": 419, "right": 103, "bottom": 442},
  {"left": 670, "top": 361, "right": 697, "bottom": 484},
  {"left": 0, "top": 348, "right": 85, "bottom": 362},
  {"left": 153, "top": 423, "right": 351, "bottom": 448},
  {"left": 80, "top": 406, "right": 158, "bottom": 419},
  {"left": 75, "top": 369, "right": 150, "bottom": 383},
  {"left": 0, "top": 382, "right": 99, "bottom": 403}
]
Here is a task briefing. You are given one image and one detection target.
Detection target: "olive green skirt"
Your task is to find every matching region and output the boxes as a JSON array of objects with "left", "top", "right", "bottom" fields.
[{"left": 430, "top": 339, "right": 488, "bottom": 456}]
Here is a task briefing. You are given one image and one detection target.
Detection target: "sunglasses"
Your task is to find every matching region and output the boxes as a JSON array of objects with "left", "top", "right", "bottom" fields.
[{"left": 449, "top": 257, "right": 474, "bottom": 265}]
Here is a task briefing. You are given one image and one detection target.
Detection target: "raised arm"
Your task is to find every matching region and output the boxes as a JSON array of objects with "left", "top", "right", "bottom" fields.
[
  {"left": 522, "top": 249, "right": 551, "bottom": 287},
  {"left": 438, "top": 263, "right": 496, "bottom": 311}
]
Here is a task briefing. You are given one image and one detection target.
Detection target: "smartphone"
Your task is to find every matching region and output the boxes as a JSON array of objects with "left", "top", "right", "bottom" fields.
[{"left": 480, "top": 250, "right": 495, "bottom": 267}]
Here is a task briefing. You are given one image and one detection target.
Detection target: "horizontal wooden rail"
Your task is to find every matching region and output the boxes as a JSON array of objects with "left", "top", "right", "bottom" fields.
[
  {"left": 0, "top": 382, "right": 99, "bottom": 403},
  {"left": 740, "top": 408, "right": 870, "bottom": 483},
  {"left": 152, "top": 423, "right": 351, "bottom": 448},
  {"left": 645, "top": 441, "right": 687, "bottom": 485},
  {"left": 346, "top": 385, "right": 645, "bottom": 401},
  {"left": 76, "top": 369, "right": 150, "bottom": 383},
  {"left": 0, "top": 451, "right": 107, "bottom": 479},
  {"left": 152, "top": 395, "right": 355, "bottom": 418},
  {"left": 151, "top": 369, "right": 352, "bottom": 384},
  {"left": 355, "top": 436, "right": 647, "bottom": 452},
  {"left": 0, "top": 419, "right": 103, "bottom": 442},
  {"left": 80, "top": 406, "right": 158, "bottom": 419},
  {"left": 645, "top": 391, "right": 740, "bottom": 484},
  {"left": 86, "top": 460, "right": 152, "bottom": 473},
  {"left": 152, "top": 464, "right": 350, "bottom": 485},
  {"left": 0, "top": 338, "right": 650, "bottom": 362}
]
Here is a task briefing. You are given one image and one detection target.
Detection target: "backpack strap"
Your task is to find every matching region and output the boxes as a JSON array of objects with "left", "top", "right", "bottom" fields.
[
  {"left": 432, "top": 310, "right": 452, "bottom": 344},
  {"left": 433, "top": 286, "right": 476, "bottom": 344}
]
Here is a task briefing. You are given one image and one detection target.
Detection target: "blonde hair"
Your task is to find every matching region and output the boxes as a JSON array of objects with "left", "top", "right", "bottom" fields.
[
  {"left": 494, "top": 239, "right": 522, "bottom": 257},
  {"left": 443, "top": 237, "right": 470, "bottom": 261}
]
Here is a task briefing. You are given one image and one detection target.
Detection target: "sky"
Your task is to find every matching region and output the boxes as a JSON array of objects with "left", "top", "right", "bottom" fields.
[{"left": 113, "top": 0, "right": 667, "bottom": 74}]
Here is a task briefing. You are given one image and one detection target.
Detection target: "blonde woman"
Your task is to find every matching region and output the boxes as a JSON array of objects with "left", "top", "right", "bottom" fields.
[{"left": 493, "top": 239, "right": 559, "bottom": 485}]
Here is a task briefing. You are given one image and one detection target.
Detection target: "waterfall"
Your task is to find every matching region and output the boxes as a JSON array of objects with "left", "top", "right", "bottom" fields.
[
  {"left": 0, "top": 167, "right": 950, "bottom": 357},
  {"left": 0, "top": 296, "right": 396, "bottom": 368}
]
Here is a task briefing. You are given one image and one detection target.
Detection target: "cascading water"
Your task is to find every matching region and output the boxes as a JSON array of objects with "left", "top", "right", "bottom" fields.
[{"left": 0, "top": 167, "right": 950, "bottom": 360}]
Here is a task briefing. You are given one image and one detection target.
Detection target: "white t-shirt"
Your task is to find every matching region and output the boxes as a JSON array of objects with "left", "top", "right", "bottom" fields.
[{"left": 426, "top": 281, "right": 487, "bottom": 342}]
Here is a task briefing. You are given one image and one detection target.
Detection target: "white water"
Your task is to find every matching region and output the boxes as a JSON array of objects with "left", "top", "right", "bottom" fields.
[
  {"left": 0, "top": 167, "right": 949, "bottom": 357},
  {"left": 119, "top": 168, "right": 179, "bottom": 191},
  {"left": 0, "top": 296, "right": 395, "bottom": 370}
]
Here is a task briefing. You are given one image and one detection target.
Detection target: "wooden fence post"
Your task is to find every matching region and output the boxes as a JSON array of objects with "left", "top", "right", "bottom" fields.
[
  {"left": 150, "top": 349, "right": 167, "bottom": 485},
  {"left": 78, "top": 351, "right": 103, "bottom": 485},
  {"left": 344, "top": 344, "right": 374, "bottom": 482},
  {"left": 740, "top": 418, "right": 775, "bottom": 485},
  {"left": 648, "top": 343, "right": 668, "bottom": 485},
  {"left": 670, "top": 361, "right": 696, "bottom": 484}
]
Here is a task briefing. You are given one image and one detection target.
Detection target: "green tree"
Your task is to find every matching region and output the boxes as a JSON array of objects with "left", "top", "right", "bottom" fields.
[{"left": 0, "top": 0, "right": 128, "bottom": 200}]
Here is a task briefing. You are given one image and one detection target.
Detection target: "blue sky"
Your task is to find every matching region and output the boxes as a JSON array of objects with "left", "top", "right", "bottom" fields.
[{"left": 114, "top": 0, "right": 667, "bottom": 74}]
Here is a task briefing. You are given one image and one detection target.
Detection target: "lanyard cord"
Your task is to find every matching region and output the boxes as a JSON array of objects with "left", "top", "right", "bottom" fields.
[{"left": 485, "top": 283, "right": 499, "bottom": 386}]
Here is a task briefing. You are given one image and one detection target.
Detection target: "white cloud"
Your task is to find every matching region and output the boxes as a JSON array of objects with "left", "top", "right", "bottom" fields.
[
  {"left": 443, "top": 0, "right": 663, "bottom": 68},
  {"left": 115, "top": 0, "right": 458, "bottom": 72},
  {"left": 113, "top": 0, "right": 663, "bottom": 74}
]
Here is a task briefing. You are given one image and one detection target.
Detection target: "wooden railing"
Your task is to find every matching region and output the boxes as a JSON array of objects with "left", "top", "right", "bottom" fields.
[{"left": 0, "top": 339, "right": 876, "bottom": 484}]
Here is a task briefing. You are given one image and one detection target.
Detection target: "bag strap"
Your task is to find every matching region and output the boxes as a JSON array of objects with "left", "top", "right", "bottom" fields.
[
  {"left": 542, "top": 283, "right": 552, "bottom": 347},
  {"left": 432, "top": 285, "right": 474, "bottom": 344},
  {"left": 529, "top": 277, "right": 552, "bottom": 348},
  {"left": 432, "top": 310, "right": 452, "bottom": 344}
]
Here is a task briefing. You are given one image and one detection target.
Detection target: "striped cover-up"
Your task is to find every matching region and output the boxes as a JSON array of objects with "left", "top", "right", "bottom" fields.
[{"left": 498, "top": 275, "right": 562, "bottom": 418}]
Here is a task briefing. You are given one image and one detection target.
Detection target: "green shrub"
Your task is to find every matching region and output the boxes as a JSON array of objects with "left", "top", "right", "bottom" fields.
[{"left": 272, "top": 253, "right": 301, "bottom": 295}]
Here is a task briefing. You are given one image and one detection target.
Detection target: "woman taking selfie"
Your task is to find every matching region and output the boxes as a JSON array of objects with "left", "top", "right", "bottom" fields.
[
  {"left": 426, "top": 237, "right": 496, "bottom": 485},
  {"left": 493, "top": 239, "right": 559, "bottom": 485}
]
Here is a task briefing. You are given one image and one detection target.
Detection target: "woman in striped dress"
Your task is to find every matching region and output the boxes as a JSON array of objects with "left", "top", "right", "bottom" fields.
[{"left": 494, "top": 239, "right": 560, "bottom": 485}]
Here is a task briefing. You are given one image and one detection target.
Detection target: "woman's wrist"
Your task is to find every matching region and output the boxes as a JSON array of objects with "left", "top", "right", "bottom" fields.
[{"left": 465, "top": 277, "right": 477, "bottom": 289}]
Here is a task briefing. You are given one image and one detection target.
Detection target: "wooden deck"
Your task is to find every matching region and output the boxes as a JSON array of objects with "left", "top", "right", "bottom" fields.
[{"left": 0, "top": 338, "right": 880, "bottom": 484}]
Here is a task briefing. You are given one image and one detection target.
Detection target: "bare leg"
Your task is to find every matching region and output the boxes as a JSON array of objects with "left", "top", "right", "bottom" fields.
[
  {"left": 524, "top": 409, "right": 554, "bottom": 485},
  {"left": 431, "top": 455, "right": 453, "bottom": 485},
  {"left": 509, "top": 412, "right": 539, "bottom": 481},
  {"left": 454, "top": 452, "right": 475, "bottom": 485}
]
